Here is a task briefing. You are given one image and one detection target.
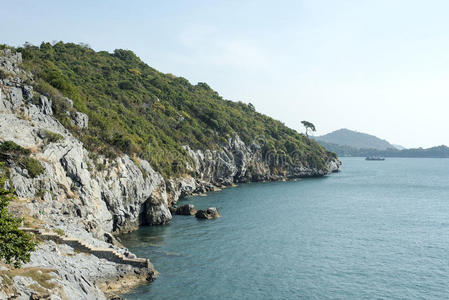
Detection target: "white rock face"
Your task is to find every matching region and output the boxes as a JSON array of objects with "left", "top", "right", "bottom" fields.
[
  {"left": 1, "top": 241, "right": 131, "bottom": 300},
  {"left": 0, "top": 64, "right": 172, "bottom": 236},
  {"left": 39, "top": 95, "right": 52, "bottom": 115},
  {"left": 0, "top": 49, "right": 23, "bottom": 73},
  {"left": 0, "top": 101, "right": 172, "bottom": 233},
  {"left": 71, "top": 111, "right": 88, "bottom": 129}
]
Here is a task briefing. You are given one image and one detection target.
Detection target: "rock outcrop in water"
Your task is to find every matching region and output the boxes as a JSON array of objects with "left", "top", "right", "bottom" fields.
[
  {"left": 0, "top": 48, "right": 341, "bottom": 298},
  {"left": 195, "top": 207, "right": 221, "bottom": 219},
  {"left": 175, "top": 204, "right": 197, "bottom": 216}
]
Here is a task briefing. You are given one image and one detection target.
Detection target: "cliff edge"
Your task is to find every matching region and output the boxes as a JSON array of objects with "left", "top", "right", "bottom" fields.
[{"left": 0, "top": 46, "right": 340, "bottom": 299}]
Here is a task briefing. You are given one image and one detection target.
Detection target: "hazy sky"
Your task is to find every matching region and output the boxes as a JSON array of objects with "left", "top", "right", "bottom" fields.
[{"left": 2, "top": 0, "right": 449, "bottom": 148}]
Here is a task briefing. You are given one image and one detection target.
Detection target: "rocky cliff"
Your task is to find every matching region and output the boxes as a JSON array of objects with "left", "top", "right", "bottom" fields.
[{"left": 0, "top": 48, "right": 340, "bottom": 299}]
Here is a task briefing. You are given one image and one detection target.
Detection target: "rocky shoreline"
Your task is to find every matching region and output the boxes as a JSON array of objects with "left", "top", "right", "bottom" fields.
[{"left": 0, "top": 49, "right": 341, "bottom": 299}]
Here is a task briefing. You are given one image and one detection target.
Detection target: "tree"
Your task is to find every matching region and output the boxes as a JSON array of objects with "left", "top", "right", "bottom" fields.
[
  {"left": 0, "top": 164, "right": 36, "bottom": 268},
  {"left": 301, "top": 121, "right": 316, "bottom": 138}
]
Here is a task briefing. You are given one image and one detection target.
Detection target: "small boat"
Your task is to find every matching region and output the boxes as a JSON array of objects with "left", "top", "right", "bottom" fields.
[{"left": 365, "top": 156, "right": 385, "bottom": 161}]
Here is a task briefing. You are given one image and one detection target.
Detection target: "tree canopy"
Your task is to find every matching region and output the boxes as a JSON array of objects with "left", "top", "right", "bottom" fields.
[
  {"left": 301, "top": 121, "right": 316, "bottom": 137},
  {"left": 0, "top": 163, "right": 36, "bottom": 268}
]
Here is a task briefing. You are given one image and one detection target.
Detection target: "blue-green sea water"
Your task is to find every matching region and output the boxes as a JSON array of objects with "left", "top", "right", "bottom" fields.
[{"left": 120, "top": 158, "right": 449, "bottom": 299}]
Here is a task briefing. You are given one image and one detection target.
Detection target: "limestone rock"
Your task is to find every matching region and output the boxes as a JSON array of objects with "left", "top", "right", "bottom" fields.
[
  {"left": 63, "top": 97, "right": 73, "bottom": 108},
  {"left": 7, "top": 86, "right": 24, "bottom": 109},
  {"left": 22, "top": 85, "right": 33, "bottom": 103},
  {"left": 72, "top": 111, "right": 88, "bottom": 129},
  {"left": 195, "top": 207, "right": 220, "bottom": 219},
  {"left": 0, "top": 49, "right": 22, "bottom": 74},
  {"left": 141, "top": 185, "right": 172, "bottom": 226},
  {"left": 39, "top": 95, "right": 53, "bottom": 115},
  {"left": 326, "top": 159, "right": 342, "bottom": 173},
  {"left": 175, "top": 204, "right": 197, "bottom": 216}
]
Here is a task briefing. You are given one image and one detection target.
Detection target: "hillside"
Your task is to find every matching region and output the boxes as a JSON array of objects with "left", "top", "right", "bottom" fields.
[
  {"left": 315, "top": 128, "right": 395, "bottom": 150},
  {"left": 13, "top": 42, "right": 336, "bottom": 176}
]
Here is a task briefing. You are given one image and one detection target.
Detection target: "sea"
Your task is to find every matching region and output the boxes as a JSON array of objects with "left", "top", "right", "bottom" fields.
[{"left": 121, "top": 157, "right": 449, "bottom": 299}]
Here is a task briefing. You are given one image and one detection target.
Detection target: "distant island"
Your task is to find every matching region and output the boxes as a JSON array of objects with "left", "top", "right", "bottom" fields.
[
  {"left": 314, "top": 129, "right": 449, "bottom": 158},
  {"left": 315, "top": 128, "right": 397, "bottom": 150}
]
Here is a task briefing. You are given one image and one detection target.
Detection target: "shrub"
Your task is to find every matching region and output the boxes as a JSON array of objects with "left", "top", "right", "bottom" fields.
[
  {"left": 0, "top": 141, "right": 30, "bottom": 156},
  {"left": 0, "top": 164, "right": 37, "bottom": 268},
  {"left": 35, "top": 78, "right": 61, "bottom": 99},
  {"left": 38, "top": 129, "right": 64, "bottom": 144},
  {"left": 0, "top": 69, "right": 13, "bottom": 79},
  {"left": 0, "top": 141, "right": 45, "bottom": 178},
  {"left": 54, "top": 228, "right": 65, "bottom": 236},
  {"left": 118, "top": 80, "right": 134, "bottom": 90},
  {"left": 20, "top": 157, "right": 45, "bottom": 178}
]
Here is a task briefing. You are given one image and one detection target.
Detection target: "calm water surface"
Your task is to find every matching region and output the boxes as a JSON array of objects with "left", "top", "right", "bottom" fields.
[{"left": 121, "top": 158, "right": 449, "bottom": 299}]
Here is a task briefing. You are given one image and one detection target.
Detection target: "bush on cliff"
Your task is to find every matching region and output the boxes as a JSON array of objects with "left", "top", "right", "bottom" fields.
[
  {"left": 0, "top": 163, "right": 37, "bottom": 268},
  {"left": 0, "top": 141, "right": 45, "bottom": 178}
]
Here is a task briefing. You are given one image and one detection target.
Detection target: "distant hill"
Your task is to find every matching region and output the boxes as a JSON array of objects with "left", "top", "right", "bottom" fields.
[
  {"left": 315, "top": 128, "right": 395, "bottom": 150},
  {"left": 318, "top": 141, "right": 449, "bottom": 158},
  {"left": 315, "top": 128, "right": 449, "bottom": 158},
  {"left": 392, "top": 144, "right": 406, "bottom": 150}
]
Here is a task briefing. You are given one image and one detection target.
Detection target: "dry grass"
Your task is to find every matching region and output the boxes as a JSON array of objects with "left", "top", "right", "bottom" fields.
[
  {"left": 0, "top": 267, "right": 57, "bottom": 290},
  {"left": 27, "top": 145, "right": 39, "bottom": 154},
  {"left": 21, "top": 212, "right": 45, "bottom": 229},
  {"left": 66, "top": 189, "right": 78, "bottom": 199},
  {"left": 54, "top": 228, "right": 65, "bottom": 237},
  {"left": 57, "top": 183, "right": 77, "bottom": 199},
  {"left": 7, "top": 202, "right": 45, "bottom": 229},
  {"left": 27, "top": 283, "right": 48, "bottom": 295},
  {"left": 11, "top": 197, "right": 31, "bottom": 204},
  {"left": 39, "top": 156, "right": 50, "bottom": 163},
  {"left": 16, "top": 109, "right": 31, "bottom": 121}
]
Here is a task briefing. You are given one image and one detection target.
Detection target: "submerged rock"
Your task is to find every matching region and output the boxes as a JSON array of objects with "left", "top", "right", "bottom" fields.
[
  {"left": 195, "top": 207, "right": 220, "bottom": 219},
  {"left": 175, "top": 204, "right": 197, "bottom": 216}
]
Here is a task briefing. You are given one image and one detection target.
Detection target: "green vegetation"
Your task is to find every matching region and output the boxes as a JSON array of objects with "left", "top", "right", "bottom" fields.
[
  {"left": 0, "top": 163, "right": 37, "bottom": 268},
  {"left": 0, "top": 141, "right": 45, "bottom": 178},
  {"left": 0, "top": 267, "right": 56, "bottom": 289},
  {"left": 0, "top": 69, "right": 13, "bottom": 79},
  {"left": 38, "top": 129, "right": 64, "bottom": 144},
  {"left": 54, "top": 228, "right": 65, "bottom": 237},
  {"left": 0, "top": 141, "right": 31, "bottom": 156},
  {"left": 21, "top": 157, "right": 45, "bottom": 178},
  {"left": 301, "top": 121, "right": 316, "bottom": 138},
  {"left": 318, "top": 141, "right": 449, "bottom": 158},
  {"left": 14, "top": 42, "right": 335, "bottom": 175}
]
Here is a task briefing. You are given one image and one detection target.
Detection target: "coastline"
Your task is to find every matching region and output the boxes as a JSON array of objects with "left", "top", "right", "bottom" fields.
[{"left": 0, "top": 49, "right": 341, "bottom": 299}]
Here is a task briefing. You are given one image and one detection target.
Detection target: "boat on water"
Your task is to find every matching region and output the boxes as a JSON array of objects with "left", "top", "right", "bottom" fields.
[{"left": 365, "top": 156, "right": 385, "bottom": 161}]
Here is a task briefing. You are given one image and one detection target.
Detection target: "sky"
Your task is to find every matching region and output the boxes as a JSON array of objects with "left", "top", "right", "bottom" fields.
[{"left": 1, "top": 0, "right": 449, "bottom": 148}]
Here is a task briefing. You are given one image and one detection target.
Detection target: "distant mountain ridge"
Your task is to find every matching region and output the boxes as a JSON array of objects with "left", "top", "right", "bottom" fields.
[
  {"left": 315, "top": 128, "right": 396, "bottom": 150},
  {"left": 315, "top": 128, "right": 449, "bottom": 158},
  {"left": 318, "top": 141, "right": 449, "bottom": 158},
  {"left": 392, "top": 144, "right": 405, "bottom": 150}
]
